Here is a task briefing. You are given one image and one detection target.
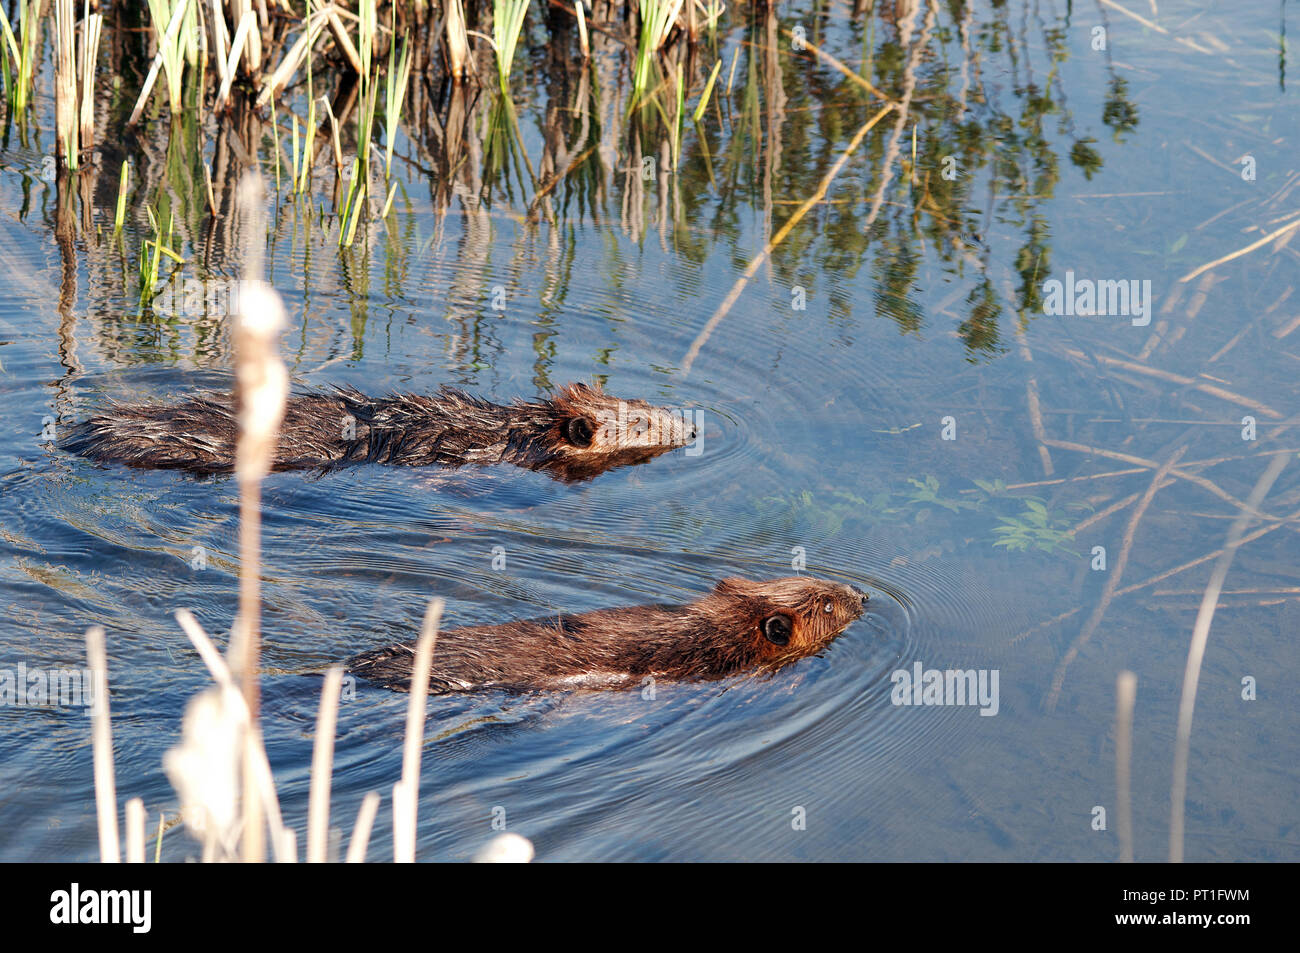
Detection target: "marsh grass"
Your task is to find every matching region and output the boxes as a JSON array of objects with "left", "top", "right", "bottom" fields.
[
  {"left": 0, "top": 0, "right": 39, "bottom": 114},
  {"left": 692, "top": 57, "right": 722, "bottom": 122},
  {"left": 113, "top": 161, "right": 129, "bottom": 232},
  {"left": 133, "top": 0, "right": 199, "bottom": 121},
  {"left": 137, "top": 203, "right": 183, "bottom": 309},
  {"left": 634, "top": 0, "right": 684, "bottom": 98},
  {"left": 492, "top": 0, "right": 531, "bottom": 93},
  {"left": 384, "top": 34, "right": 413, "bottom": 178}
]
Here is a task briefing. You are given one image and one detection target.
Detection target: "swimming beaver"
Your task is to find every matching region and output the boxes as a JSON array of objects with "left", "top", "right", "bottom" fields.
[
  {"left": 60, "top": 382, "right": 695, "bottom": 482},
  {"left": 347, "top": 577, "right": 867, "bottom": 693}
]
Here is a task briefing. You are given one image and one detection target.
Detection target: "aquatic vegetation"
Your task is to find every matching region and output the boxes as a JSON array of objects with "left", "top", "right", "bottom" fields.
[
  {"left": 990, "top": 500, "right": 1080, "bottom": 556},
  {"left": 384, "top": 35, "right": 413, "bottom": 178},
  {"left": 493, "top": 0, "right": 532, "bottom": 93},
  {"left": 113, "top": 162, "right": 130, "bottom": 233},
  {"left": 135, "top": 0, "right": 199, "bottom": 119},
  {"left": 0, "top": 0, "right": 38, "bottom": 114},
  {"left": 634, "top": 0, "right": 684, "bottom": 98}
]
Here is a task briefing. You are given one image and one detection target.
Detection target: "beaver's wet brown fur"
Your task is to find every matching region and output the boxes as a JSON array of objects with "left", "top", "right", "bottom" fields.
[
  {"left": 347, "top": 577, "right": 867, "bottom": 694},
  {"left": 61, "top": 382, "right": 694, "bottom": 483}
]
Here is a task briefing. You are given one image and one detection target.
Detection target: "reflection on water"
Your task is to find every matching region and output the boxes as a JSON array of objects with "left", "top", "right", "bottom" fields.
[{"left": 1, "top": 1, "right": 1297, "bottom": 861}]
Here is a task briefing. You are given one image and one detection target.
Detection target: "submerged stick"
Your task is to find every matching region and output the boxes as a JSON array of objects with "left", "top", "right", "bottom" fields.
[
  {"left": 1170, "top": 452, "right": 1290, "bottom": 862},
  {"left": 1045, "top": 446, "right": 1186, "bottom": 711},
  {"left": 1179, "top": 217, "right": 1300, "bottom": 284}
]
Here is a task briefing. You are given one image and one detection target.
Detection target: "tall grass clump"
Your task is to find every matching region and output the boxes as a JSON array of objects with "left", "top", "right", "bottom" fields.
[
  {"left": 339, "top": 0, "right": 379, "bottom": 245},
  {"left": 384, "top": 34, "right": 413, "bottom": 178},
  {"left": 131, "top": 0, "right": 199, "bottom": 121},
  {"left": 634, "top": 0, "right": 683, "bottom": 98},
  {"left": 493, "top": 0, "right": 531, "bottom": 93},
  {"left": 0, "top": 0, "right": 39, "bottom": 114}
]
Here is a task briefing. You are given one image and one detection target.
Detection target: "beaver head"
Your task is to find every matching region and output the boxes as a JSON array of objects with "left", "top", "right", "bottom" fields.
[
  {"left": 518, "top": 381, "right": 697, "bottom": 482},
  {"left": 691, "top": 576, "right": 868, "bottom": 675}
]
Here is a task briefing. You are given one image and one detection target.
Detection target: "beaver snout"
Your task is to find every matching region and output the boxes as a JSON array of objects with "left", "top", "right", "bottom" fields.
[{"left": 839, "top": 583, "right": 869, "bottom": 617}]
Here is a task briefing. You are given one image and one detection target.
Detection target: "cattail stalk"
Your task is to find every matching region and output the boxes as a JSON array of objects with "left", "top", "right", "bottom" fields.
[
  {"left": 86, "top": 626, "right": 120, "bottom": 862},
  {"left": 306, "top": 667, "right": 344, "bottom": 862},
  {"left": 393, "top": 599, "right": 443, "bottom": 862}
]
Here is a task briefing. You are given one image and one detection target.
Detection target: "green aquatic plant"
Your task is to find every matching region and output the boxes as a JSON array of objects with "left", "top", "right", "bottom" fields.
[
  {"left": 113, "top": 161, "right": 130, "bottom": 232},
  {"left": 897, "top": 475, "right": 979, "bottom": 515},
  {"left": 990, "top": 499, "right": 1080, "bottom": 556},
  {"left": 384, "top": 34, "right": 413, "bottom": 178},
  {"left": 140, "top": 0, "right": 198, "bottom": 117},
  {"left": 634, "top": 0, "right": 683, "bottom": 98},
  {"left": 493, "top": 0, "right": 531, "bottom": 93},
  {"left": 0, "top": 0, "right": 38, "bottom": 114},
  {"left": 692, "top": 58, "right": 723, "bottom": 122},
  {"left": 137, "top": 204, "right": 183, "bottom": 310}
]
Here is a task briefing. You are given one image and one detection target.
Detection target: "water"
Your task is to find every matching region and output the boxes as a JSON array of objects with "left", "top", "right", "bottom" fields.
[{"left": 1, "top": 1, "right": 1297, "bottom": 861}]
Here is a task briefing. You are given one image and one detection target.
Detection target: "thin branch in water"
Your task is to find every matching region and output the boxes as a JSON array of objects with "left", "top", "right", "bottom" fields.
[
  {"left": 1045, "top": 446, "right": 1186, "bottom": 711},
  {"left": 1170, "top": 452, "right": 1290, "bottom": 862}
]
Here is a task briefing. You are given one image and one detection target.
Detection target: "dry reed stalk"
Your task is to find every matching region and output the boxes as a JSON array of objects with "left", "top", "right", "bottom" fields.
[
  {"left": 1045, "top": 446, "right": 1186, "bottom": 711},
  {"left": 326, "top": 8, "right": 363, "bottom": 75},
  {"left": 86, "top": 625, "right": 120, "bottom": 863},
  {"left": 575, "top": 1, "right": 589, "bottom": 58},
  {"left": 232, "top": 0, "right": 262, "bottom": 73},
  {"left": 682, "top": 103, "right": 894, "bottom": 375},
  {"left": 215, "top": 8, "right": 256, "bottom": 110},
  {"left": 257, "top": 7, "right": 330, "bottom": 106},
  {"left": 54, "top": 0, "right": 78, "bottom": 166},
  {"left": 1115, "top": 671, "right": 1137, "bottom": 863},
  {"left": 393, "top": 598, "right": 443, "bottom": 862},
  {"left": 1170, "top": 452, "right": 1290, "bottom": 862},
  {"left": 346, "top": 791, "right": 381, "bottom": 863},
  {"left": 125, "top": 797, "right": 146, "bottom": 863},
  {"left": 78, "top": 6, "right": 103, "bottom": 154},
  {"left": 445, "top": 0, "right": 469, "bottom": 82},
  {"left": 322, "top": 95, "right": 345, "bottom": 174},
  {"left": 306, "top": 666, "right": 344, "bottom": 863},
  {"left": 229, "top": 172, "right": 288, "bottom": 863},
  {"left": 172, "top": 609, "right": 295, "bottom": 862}
]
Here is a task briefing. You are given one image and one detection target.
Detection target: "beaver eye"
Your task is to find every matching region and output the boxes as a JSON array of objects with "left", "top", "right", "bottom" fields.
[
  {"left": 564, "top": 417, "right": 594, "bottom": 447},
  {"left": 762, "top": 614, "right": 792, "bottom": 646}
]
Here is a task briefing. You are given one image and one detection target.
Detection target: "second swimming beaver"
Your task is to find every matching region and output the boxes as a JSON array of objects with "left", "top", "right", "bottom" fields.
[
  {"left": 347, "top": 577, "right": 867, "bottom": 694},
  {"left": 60, "top": 381, "right": 695, "bottom": 482}
]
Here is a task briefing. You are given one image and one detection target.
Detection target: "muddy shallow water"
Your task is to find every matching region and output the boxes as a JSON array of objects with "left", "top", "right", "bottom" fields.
[{"left": 1, "top": 1, "right": 1297, "bottom": 861}]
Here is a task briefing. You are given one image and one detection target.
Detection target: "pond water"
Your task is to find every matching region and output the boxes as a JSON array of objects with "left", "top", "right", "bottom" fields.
[{"left": 1, "top": 1, "right": 1297, "bottom": 861}]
